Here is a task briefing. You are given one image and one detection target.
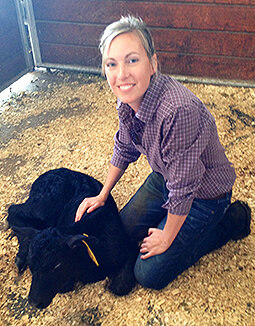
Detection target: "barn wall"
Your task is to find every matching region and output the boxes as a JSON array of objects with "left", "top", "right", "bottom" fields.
[
  {"left": 31, "top": 0, "right": 255, "bottom": 82},
  {"left": 0, "top": 0, "right": 31, "bottom": 92}
]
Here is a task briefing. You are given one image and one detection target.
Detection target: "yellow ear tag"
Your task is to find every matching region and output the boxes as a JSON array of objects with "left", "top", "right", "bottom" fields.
[{"left": 82, "top": 233, "right": 99, "bottom": 267}]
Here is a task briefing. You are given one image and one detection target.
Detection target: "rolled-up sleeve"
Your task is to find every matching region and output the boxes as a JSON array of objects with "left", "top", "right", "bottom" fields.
[
  {"left": 161, "top": 101, "right": 212, "bottom": 215},
  {"left": 110, "top": 120, "right": 141, "bottom": 170}
]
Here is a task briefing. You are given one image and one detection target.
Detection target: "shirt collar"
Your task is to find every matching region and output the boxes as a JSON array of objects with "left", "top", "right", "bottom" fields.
[
  {"left": 116, "top": 99, "right": 133, "bottom": 123},
  {"left": 136, "top": 72, "right": 163, "bottom": 123}
]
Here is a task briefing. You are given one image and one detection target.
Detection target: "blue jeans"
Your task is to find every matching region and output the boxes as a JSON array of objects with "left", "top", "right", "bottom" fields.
[{"left": 120, "top": 172, "right": 232, "bottom": 290}]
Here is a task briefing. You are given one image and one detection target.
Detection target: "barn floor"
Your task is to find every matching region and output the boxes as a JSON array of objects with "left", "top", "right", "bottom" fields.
[{"left": 0, "top": 69, "right": 254, "bottom": 326}]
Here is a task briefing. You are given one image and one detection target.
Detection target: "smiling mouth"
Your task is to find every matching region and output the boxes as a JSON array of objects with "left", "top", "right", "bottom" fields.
[{"left": 118, "top": 84, "right": 134, "bottom": 91}]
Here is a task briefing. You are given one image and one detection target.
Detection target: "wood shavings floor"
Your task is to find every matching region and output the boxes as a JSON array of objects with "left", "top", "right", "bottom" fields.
[{"left": 0, "top": 70, "right": 254, "bottom": 326}]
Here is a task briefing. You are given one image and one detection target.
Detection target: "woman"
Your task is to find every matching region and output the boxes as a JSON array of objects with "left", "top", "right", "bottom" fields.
[{"left": 75, "top": 16, "right": 251, "bottom": 290}]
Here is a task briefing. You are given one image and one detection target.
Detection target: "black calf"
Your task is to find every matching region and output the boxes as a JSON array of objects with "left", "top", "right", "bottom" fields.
[{"left": 7, "top": 168, "right": 138, "bottom": 309}]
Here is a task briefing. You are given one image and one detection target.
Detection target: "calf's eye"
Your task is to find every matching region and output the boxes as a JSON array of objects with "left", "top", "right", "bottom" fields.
[{"left": 53, "top": 263, "right": 61, "bottom": 270}]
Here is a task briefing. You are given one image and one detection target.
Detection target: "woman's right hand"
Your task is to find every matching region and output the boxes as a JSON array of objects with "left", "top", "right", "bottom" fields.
[
  {"left": 75, "top": 194, "right": 106, "bottom": 222},
  {"left": 75, "top": 164, "right": 125, "bottom": 222}
]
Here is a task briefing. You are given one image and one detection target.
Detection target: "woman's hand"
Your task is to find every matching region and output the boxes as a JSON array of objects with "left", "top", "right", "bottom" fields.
[
  {"left": 140, "top": 228, "right": 172, "bottom": 259},
  {"left": 140, "top": 213, "right": 187, "bottom": 259},
  {"left": 75, "top": 165, "right": 125, "bottom": 223},
  {"left": 75, "top": 195, "right": 106, "bottom": 222}
]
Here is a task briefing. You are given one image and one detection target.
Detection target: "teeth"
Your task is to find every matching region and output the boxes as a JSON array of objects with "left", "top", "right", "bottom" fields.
[{"left": 119, "top": 84, "right": 133, "bottom": 90}]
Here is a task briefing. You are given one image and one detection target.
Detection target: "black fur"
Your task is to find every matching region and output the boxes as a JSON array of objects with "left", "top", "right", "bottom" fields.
[{"left": 7, "top": 168, "right": 138, "bottom": 309}]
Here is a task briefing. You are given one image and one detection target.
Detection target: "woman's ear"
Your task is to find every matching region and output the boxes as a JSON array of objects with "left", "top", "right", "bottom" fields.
[{"left": 151, "top": 53, "right": 158, "bottom": 74}]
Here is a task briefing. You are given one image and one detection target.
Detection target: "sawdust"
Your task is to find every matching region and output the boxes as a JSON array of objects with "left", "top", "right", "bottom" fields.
[{"left": 0, "top": 70, "right": 254, "bottom": 326}]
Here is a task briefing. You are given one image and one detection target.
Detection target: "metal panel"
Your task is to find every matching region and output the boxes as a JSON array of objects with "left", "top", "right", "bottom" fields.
[{"left": 0, "top": 0, "right": 33, "bottom": 92}]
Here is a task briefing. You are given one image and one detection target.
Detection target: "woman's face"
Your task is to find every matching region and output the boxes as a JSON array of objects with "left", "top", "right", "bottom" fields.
[{"left": 105, "top": 32, "right": 156, "bottom": 112}]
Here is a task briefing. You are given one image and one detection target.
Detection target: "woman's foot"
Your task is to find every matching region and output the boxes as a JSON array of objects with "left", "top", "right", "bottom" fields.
[{"left": 224, "top": 200, "right": 251, "bottom": 241}]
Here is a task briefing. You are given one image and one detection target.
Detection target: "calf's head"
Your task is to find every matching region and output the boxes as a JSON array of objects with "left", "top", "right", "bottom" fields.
[{"left": 14, "top": 227, "right": 98, "bottom": 309}]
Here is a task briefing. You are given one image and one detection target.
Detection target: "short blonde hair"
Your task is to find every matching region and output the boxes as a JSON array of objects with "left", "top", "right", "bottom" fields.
[{"left": 99, "top": 16, "right": 156, "bottom": 75}]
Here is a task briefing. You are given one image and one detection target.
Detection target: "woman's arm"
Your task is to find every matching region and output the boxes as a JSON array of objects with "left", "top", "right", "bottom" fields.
[
  {"left": 75, "top": 164, "right": 125, "bottom": 222},
  {"left": 140, "top": 212, "right": 187, "bottom": 259}
]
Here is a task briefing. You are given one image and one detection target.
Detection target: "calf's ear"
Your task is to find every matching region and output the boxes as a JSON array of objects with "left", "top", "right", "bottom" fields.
[
  {"left": 7, "top": 204, "right": 28, "bottom": 227},
  {"left": 11, "top": 226, "right": 38, "bottom": 241},
  {"left": 67, "top": 234, "right": 99, "bottom": 249}
]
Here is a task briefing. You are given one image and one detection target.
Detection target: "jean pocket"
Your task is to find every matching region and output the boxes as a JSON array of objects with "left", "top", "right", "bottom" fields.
[
  {"left": 177, "top": 200, "right": 218, "bottom": 244},
  {"left": 192, "top": 198, "right": 218, "bottom": 215}
]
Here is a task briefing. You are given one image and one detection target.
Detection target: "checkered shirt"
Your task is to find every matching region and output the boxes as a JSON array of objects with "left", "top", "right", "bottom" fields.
[{"left": 110, "top": 73, "right": 236, "bottom": 215}]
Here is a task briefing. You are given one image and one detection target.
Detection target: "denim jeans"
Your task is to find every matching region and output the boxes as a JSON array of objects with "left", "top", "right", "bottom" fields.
[{"left": 120, "top": 172, "right": 232, "bottom": 290}]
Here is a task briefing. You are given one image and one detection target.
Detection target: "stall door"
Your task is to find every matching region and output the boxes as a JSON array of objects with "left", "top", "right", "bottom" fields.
[{"left": 0, "top": 0, "right": 33, "bottom": 92}]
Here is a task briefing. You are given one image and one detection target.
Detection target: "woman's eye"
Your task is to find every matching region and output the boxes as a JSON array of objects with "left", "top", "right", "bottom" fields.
[
  {"left": 129, "top": 58, "right": 138, "bottom": 64},
  {"left": 106, "top": 62, "right": 116, "bottom": 68}
]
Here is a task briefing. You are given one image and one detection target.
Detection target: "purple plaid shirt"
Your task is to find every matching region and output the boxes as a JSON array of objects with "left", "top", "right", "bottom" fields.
[{"left": 111, "top": 73, "right": 236, "bottom": 215}]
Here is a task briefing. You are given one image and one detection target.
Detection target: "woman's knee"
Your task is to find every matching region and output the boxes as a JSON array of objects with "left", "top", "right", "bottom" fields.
[{"left": 134, "top": 254, "right": 172, "bottom": 290}]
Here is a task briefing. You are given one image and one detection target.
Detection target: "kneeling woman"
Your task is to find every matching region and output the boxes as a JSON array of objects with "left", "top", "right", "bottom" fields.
[{"left": 75, "top": 16, "right": 251, "bottom": 290}]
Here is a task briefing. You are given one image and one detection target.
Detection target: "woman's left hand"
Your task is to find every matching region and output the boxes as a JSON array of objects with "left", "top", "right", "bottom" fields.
[{"left": 140, "top": 228, "right": 172, "bottom": 259}]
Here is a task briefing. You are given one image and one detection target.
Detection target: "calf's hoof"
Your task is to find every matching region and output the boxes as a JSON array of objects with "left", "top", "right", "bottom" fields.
[{"left": 109, "top": 273, "right": 136, "bottom": 296}]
